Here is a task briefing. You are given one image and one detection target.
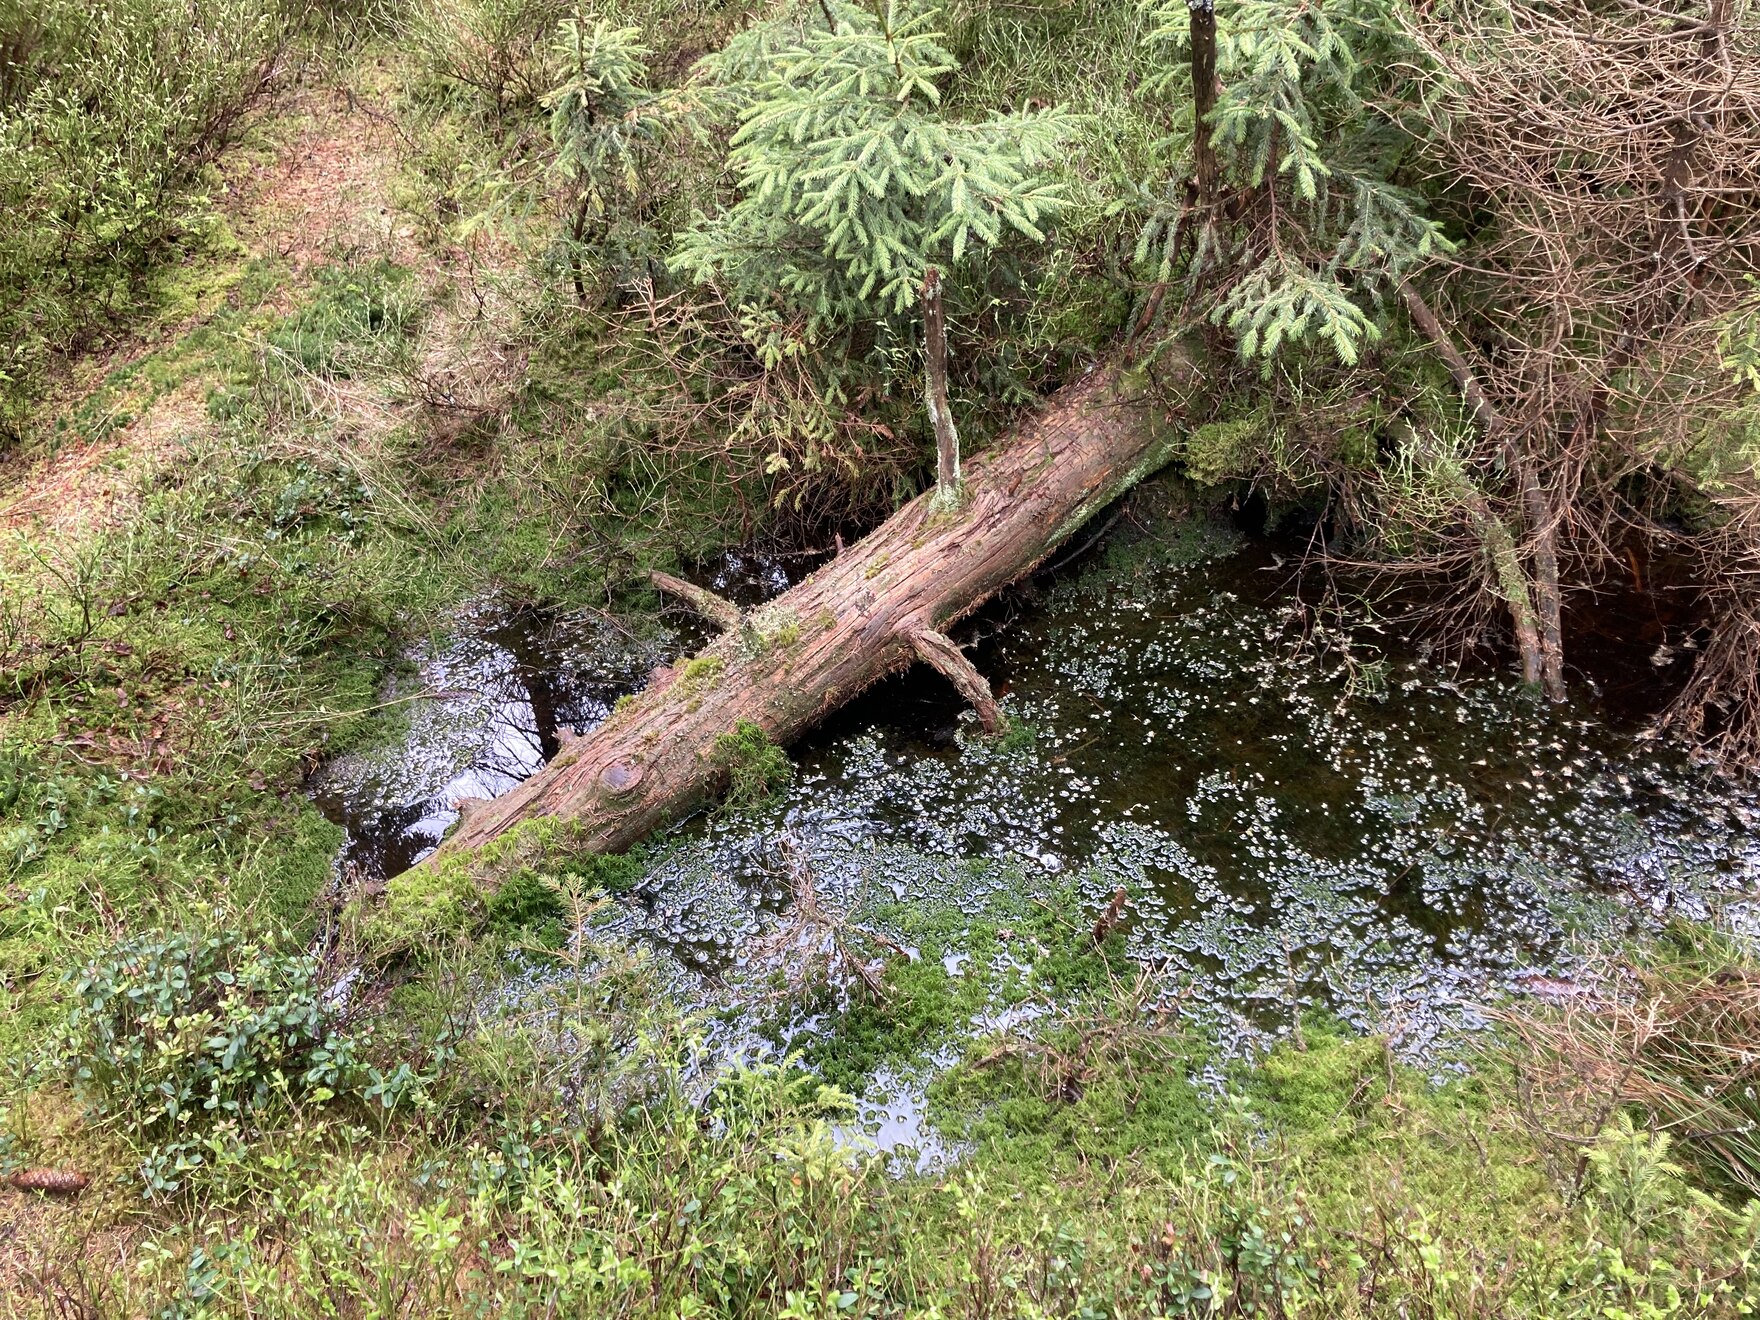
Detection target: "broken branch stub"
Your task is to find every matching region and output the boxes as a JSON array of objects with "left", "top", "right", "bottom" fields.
[
  {"left": 417, "top": 353, "right": 1188, "bottom": 874},
  {"left": 649, "top": 570, "right": 743, "bottom": 632}
]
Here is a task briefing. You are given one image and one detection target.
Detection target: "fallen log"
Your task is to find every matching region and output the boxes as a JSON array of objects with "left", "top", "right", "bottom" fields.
[{"left": 424, "top": 354, "right": 1184, "bottom": 872}]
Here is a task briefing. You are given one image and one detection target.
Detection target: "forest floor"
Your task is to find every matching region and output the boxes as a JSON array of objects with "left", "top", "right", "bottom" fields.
[
  {"left": 1, "top": 42, "right": 1757, "bottom": 1320},
  {"left": 0, "top": 71, "right": 410, "bottom": 1302},
  {"left": 0, "top": 75, "right": 412, "bottom": 538}
]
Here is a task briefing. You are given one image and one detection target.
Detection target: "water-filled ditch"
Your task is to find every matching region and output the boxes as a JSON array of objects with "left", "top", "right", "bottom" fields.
[{"left": 310, "top": 507, "right": 1760, "bottom": 1154}]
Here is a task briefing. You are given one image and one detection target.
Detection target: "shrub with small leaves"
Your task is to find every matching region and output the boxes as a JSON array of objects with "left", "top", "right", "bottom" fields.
[
  {"left": 54, "top": 924, "right": 412, "bottom": 1193},
  {"left": 0, "top": 0, "right": 287, "bottom": 436}
]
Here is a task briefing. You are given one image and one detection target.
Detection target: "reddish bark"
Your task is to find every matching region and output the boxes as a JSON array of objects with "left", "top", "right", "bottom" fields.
[{"left": 424, "top": 357, "right": 1182, "bottom": 870}]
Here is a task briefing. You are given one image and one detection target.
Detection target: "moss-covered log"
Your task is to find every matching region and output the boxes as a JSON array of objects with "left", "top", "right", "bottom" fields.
[{"left": 421, "top": 355, "right": 1183, "bottom": 872}]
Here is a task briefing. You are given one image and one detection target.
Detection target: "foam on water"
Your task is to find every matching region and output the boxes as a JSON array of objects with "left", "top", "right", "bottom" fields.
[{"left": 310, "top": 519, "right": 1760, "bottom": 1153}]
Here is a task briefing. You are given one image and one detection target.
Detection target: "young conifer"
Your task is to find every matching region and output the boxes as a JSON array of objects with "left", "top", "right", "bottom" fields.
[
  {"left": 673, "top": 0, "right": 1072, "bottom": 493},
  {"left": 546, "top": 18, "right": 658, "bottom": 302},
  {"left": 1138, "top": 0, "right": 1447, "bottom": 368}
]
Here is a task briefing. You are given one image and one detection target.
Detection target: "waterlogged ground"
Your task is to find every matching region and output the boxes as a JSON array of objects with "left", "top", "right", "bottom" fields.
[
  {"left": 308, "top": 550, "right": 814, "bottom": 878},
  {"left": 314, "top": 510, "right": 1760, "bottom": 1153}
]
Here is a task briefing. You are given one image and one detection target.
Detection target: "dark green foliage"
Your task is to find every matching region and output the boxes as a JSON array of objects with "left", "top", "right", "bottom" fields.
[
  {"left": 674, "top": 0, "right": 1071, "bottom": 331},
  {"left": 545, "top": 18, "right": 666, "bottom": 299},
  {"left": 483, "top": 867, "right": 565, "bottom": 936},
  {"left": 1136, "top": 0, "right": 1445, "bottom": 368},
  {"left": 560, "top": 848, "right": 648, "bottom": 897},
  {"left": 486, "top": 851, "right": 649, "bottom": 941}
]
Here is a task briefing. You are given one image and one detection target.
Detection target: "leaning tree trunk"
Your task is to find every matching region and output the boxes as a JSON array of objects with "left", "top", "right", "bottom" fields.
[
  {"left": 422, "top": 356, "right": 1183, "bottom": 872},
  {"left": 1399, "top": 280, "right": 1564, "bottom": 699}
]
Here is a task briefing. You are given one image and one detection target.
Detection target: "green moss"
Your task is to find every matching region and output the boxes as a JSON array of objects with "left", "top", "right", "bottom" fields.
[
  {"left": 364, "top": 817, "right": 665, "bottom": 955},
  {"left": 264, "top": 260, "right": 418, "bottom": 380},
  {"left": 481, "top": 868, "right": 562, "bottom": 939},
  {"left": 1181, "top": 413, "right": 1270, "bottom": 487},
  {"left": 367, "top": 858, "right": 482, "bottom": 954},
  {"left": 563, "top": 849, "right": 649, "bottom": 896},
  {"left": 677, "top": 654, "right": 725, "bottom": 692},
  {"left": 763, "top": 614, "right": 802, "bottom": 649},
  {"left": 711, "top": 720, "right": 793, "bottom": 807},
  {"left": 484, "top": 849, "right": 652, "bottom": 945},
  {"left": 359, "top": 817, "right": 564, "bottom": 954},
  {"left": 235, "top": 807, "right": 346, "bottom": 934},
  {"left": 813, "top": 963, "right": 962, "bottom": 1094},
  {"left": 732, "top": 609, "right": 805, "bottom": 663},
  {"left": 792, "top": 874, "right": 1127, "bottom": 1097},
  {"left": 941, "top": 1039, "right": 1214, "bottom": 1175}
]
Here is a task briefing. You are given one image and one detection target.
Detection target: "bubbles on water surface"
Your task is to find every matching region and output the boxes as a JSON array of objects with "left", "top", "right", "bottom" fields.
[
  {"left": 592, "top": 541, "right": 1759, "bottom": 1055},
  {"left": 314, "top": 533, "right": 1760, "bottom": 1152}
]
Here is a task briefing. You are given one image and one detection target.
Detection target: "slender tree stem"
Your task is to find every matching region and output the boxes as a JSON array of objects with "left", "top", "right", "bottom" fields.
[
  {"left": 1189, "top": 0, "right": 1220, "bottom": 212},
  {"left": 1397, "top": 286, "right": 1563, "bottom": 697},
  {"left": 922, "top": 266, "right": 959, "bottom": 498}
]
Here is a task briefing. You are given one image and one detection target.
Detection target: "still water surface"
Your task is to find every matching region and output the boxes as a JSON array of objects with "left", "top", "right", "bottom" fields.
[{"left": 311, "top": 518, "right": 1760, "bottom": 1103}]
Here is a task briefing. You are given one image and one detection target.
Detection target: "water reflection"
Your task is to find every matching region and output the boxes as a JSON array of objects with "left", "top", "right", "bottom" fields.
[
  {"left": 308, "top": 547, "right": 832, "bottom": 880},
  {"left": 307, "top": 604, "right": 673, "bottom": 878},
  {"left": 570, "top": 531, "right": 1759, "bottom": 1058}
]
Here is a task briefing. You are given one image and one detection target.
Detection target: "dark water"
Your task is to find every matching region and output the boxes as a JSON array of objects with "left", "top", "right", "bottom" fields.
[
  {"left": 308, "top": 549, "right": 825, "bottom": 880},
  {"left": 311, "top": 515, "right": 1760, "bottom": 1073},
  {"left": 307, "top": 605, "right": 668, "bottom": 881}
]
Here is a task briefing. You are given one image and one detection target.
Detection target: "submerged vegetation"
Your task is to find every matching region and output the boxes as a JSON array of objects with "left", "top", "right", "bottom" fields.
[{"left": 1, "top": 0, "right": 1759, "bottom": 1312}]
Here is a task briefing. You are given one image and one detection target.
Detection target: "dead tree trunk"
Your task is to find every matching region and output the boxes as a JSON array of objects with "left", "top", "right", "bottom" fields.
[
  {"left": 1515, "top": 458, "right": 1567, "bottom": 701},
  {"left": 425, "top": 357, "right": 1181, "bottom": 872},
  {"left": 922, "top": 266, "right": 959, "bottom": 498},
  {"left": 1399, "top": 281, "right": 1564, "bottom": 699}
]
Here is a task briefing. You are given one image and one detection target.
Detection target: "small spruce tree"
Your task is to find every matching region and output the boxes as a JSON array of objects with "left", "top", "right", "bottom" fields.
[
  {"left": 546, "top": 17, "right": 658, "bottom": 303},
  {"left": 1137, "top": 0, "right": 1447, "bottom": 368},
  {"left": 672, "top": 0, "right": 1073, "bottom": 496}
]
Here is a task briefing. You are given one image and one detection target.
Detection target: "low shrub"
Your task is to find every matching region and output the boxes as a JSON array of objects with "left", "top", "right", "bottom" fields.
[
  {"left": 52, "top": 922, "right": 416, "bottom": 1194},
  {"left": 403, "top": 0, "right": 570, "bottom": 124}
]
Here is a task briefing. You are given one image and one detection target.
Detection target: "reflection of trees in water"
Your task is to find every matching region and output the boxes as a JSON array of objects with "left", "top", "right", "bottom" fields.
[
  {"left": 332, "top": 798, "right": 446, "bottom": 885},
  {"left": 322, "top": 607, "right": 660, "bottom": 880},
  {"left": 319, "top": 558, "right": 823, "bottom": 881},
  {"left": 475, "top": 610, "right": 637, "bottom": 771}
]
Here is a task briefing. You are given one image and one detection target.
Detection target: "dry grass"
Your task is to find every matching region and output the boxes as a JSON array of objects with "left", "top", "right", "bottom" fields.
[{"left": 1496, "top": 934, "right": 1760, "bottom": 1198}]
